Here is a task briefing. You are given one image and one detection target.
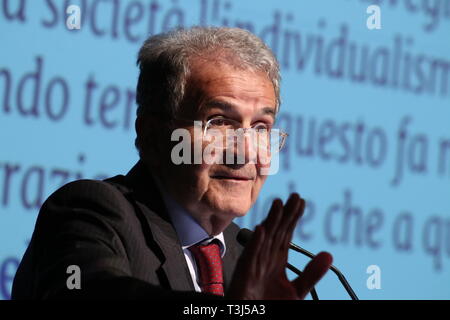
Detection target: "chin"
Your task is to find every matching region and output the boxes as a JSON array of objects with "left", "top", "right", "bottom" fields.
[
  {"left": 204, "top": 179, "right": 260, "bottom": 218},
  {"left": 210, "top": 197, "right": 252, "bottom": 218}
]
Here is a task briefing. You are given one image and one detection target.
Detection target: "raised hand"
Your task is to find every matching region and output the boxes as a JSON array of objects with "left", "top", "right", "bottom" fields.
[{"left": 228, "top": 193, "right": 333, "bottom": 300}]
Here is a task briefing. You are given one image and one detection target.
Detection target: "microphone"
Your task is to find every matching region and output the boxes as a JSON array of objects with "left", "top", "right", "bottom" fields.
[{"left": 237, "top": 228, "right": 358, "bottom": 300}]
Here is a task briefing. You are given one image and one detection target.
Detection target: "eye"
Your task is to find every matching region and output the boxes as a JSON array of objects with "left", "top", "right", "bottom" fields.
[
  {"left": 209, "top": 117, "right": 230, "bottom": 126},
  {"left": 212, "top": 118, "right": 227, "bottom": 126},
  {"left": 252, "top": 122, "right": 270, "bottom": 131}
]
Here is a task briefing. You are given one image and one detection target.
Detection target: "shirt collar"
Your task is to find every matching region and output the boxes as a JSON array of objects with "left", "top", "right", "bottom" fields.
[{"left": 152, "top": 174, "right": 226, "bottom": 257}]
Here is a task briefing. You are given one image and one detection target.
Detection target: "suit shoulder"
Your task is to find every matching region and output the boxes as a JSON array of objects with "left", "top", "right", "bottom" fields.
[
  {"left": 49, "top": 178, "right": 125, "bottom": 200},
  {"left": 41, "top": 178, "right": 133, "bottom": 218}
]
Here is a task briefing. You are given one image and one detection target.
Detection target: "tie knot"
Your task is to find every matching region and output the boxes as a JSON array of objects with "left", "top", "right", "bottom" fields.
[
  {"left": 189, "top": 240, "right": 221, "bottom": 259},
  {"left": 189, "top": 240, "right": 224, "bottom": 296}
]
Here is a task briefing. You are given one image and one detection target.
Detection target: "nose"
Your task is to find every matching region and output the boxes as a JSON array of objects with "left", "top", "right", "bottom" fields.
[{"left": 225, "top": 128, "right": 259, "bottom": 165}]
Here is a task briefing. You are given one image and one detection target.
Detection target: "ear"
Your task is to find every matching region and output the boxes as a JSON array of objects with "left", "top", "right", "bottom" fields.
[{"left": 135, "top": 115, "right": 164, "bottom": 167}]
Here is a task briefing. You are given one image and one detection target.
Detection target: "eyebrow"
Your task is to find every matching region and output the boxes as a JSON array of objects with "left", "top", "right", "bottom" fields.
[{"left": 201, "top": 100, "right": 276, "bottom": 119}]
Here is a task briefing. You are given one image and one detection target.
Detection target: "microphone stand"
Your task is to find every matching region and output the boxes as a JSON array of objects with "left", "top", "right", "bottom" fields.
[{"left": 289, "top": 243, "right": 359, "bottom": 300}]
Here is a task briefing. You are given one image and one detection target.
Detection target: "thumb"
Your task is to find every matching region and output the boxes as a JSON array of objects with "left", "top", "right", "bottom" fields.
[{"left": 292, "top": 252, "right": 333, "bottom": 299}]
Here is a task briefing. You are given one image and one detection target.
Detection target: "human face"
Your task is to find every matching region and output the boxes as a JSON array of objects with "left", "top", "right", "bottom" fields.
[{"left": 157, "top": 57, "right": 277, "bottom": 234}]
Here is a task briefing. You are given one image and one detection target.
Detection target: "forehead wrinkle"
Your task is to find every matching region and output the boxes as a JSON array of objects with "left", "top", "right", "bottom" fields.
[
  {"left": 200, "top": 77, "right": 276, "bottom": 106},
  {"left": 200, "top": 99, "right": 276, "bottom": 120},
  {"left": 203, "top": 75, "right": 270, "bottom": 94},
  {"left": 185, "top": 60, "right": 276, "bottom": 118}
]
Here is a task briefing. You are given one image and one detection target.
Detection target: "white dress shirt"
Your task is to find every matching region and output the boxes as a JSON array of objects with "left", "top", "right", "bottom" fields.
[{"left": 152, "top": 176, "right": 226, "bottom": 292}]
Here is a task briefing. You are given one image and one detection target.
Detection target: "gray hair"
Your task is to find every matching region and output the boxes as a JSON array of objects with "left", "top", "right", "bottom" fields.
[{"left": 135, "top": 26, "right": 281, "bottom": 153}]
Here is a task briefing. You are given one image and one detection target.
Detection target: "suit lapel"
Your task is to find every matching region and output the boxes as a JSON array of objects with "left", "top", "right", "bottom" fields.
[
  {"left": 124, "top": 161, "right": 195, "bottom": 292},
  {"left": 135, "top": 201, "right": 195, "bottom": 292},
  {"left": 222, "top": 223, "right": 244, "bottom": 291}
]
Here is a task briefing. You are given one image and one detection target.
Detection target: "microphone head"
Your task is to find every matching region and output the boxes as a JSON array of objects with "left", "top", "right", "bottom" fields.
[{"left": 237, "top": 228, "right": 254, "bottom": 246}]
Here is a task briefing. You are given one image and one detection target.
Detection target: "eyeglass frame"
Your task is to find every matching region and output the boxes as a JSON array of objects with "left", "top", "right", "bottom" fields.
[{"left": 168, "top": 116, "right": 289, "bottom": 153}]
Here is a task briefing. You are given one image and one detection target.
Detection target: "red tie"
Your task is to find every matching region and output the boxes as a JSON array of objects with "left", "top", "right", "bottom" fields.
[{"left": 189, "top": 240, "right": 224, "bottom": 296}]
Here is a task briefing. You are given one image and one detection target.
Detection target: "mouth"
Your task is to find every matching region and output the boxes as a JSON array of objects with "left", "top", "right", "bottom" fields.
[{"left": 211, "top": 174, "right": 254, "bottom": 182}]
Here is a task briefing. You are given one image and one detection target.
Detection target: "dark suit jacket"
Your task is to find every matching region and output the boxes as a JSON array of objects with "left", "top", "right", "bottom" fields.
[{"left": 11, "top": 161, "right": 244, "bottom": 299}]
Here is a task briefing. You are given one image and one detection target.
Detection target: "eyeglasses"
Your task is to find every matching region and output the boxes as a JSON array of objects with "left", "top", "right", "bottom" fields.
[
  {"left": 204, "top": 117, "right": 288, "bottom": 153},
  {"left": 171, "top": 116, "right": 288, "bottom": 153}
]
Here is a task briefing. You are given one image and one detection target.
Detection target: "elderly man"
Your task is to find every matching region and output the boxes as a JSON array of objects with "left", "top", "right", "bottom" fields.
[{"left": 12, "top": 26, "right": 332, "bottom": 300}]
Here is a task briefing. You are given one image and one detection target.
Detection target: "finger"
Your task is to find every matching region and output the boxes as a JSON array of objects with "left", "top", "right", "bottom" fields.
[
  {"left": 249, "top": 225, "right": 266, "bottom": 277},
  {"left": 281, "top": 197, "right": 305, "bottom": 252},
  {"left": 280, "top": 194, "right": 302, "bottom": 238},
  {"left": 238, "top": 225, "right": 265, "bottom": 278},
  {"left": 257, "top": 199, "right": 283, "bottom": 270},
  {"left": 262, "top": 198, "right": 283, "bottom": 228},
  {"left": 227, "top": 226, "right": 266, "bottom": 299},
  {"left": 272, "top": 193, "right": 301, "bottom": 252},
  {"left": 254, "top": 225, "right": 270, "bottom": 276},
  {"left": 261, "top": 198, "right": 284, "bottom": 242},
  {"left": 292, "top": 252, "right": 333, "bottom": 299}
]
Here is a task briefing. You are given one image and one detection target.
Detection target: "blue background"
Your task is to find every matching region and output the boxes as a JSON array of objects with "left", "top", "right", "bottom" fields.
[{"left": 1, "top": 0, "right": 449, "bottom": 299}]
